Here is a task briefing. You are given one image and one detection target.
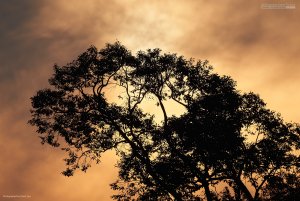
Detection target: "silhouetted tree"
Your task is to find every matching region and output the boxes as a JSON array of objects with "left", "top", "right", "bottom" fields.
[{"left": 29, "top": 42, "right": 300, "bottom": 201}]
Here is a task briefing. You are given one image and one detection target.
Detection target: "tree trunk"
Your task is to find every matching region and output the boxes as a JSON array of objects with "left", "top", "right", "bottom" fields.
[
  {"left": 113, "top": 123, "right": 184, "bottom": 200},
  {"left": 203, "top": 180, "right": 213, "bottom": 201},
  {"left": 234, "top": 177, "right": 254, "bottom": 201}
]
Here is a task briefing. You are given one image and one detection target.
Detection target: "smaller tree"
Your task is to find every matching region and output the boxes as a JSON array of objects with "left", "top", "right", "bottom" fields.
[{"left": 262, "top": 170, "right": 300, "bottom": 201}]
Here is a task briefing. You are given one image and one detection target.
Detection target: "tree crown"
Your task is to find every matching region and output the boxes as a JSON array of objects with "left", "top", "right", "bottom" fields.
[{"left": 29, "top": 42, "right": 300, "bottom": 200}]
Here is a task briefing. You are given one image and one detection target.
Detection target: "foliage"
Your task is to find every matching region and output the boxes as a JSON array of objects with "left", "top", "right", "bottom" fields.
[{"left": 29, "top": 42, "right": 300, "bottom": 201}]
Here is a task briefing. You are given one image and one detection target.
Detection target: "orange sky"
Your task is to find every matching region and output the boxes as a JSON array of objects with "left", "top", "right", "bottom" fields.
[{"left": 0, "top": 1, "right": 299, "bottom": 200}]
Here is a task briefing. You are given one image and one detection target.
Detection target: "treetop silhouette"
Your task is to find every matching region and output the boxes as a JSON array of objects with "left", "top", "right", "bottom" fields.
[{"left": 29, "top": 42, "right": 300, "bottom": 200}]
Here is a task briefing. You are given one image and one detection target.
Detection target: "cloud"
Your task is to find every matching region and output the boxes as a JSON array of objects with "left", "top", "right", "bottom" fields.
[
  {"left": 0, "top": 1, "right": 124, "bottom": 200},
  {"left": 171, "top": 1, "right": 300, "bottom": 120},
  {"left": 0, "top": 0, "right": 299, "bottom": 200}
]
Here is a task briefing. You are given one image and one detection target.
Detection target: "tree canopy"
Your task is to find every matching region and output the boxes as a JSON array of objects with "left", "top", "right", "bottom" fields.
[{"left": 29, "top": 42, "right": 300, "bottom": 201}]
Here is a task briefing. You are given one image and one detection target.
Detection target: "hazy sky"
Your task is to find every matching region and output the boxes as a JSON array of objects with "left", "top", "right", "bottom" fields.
[{"left": 0, "top": 1, "right": 299, "bottom": 200}]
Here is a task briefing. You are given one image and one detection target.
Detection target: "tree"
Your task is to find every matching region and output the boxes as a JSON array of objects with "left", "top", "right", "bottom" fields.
[{"left": 29, "top": 42, "right": 300, "bottom": 200}]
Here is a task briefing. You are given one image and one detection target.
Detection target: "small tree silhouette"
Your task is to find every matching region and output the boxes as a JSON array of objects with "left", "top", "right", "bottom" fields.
[{"left": 29, "top": 42, "right": 300, "bottom": 200}]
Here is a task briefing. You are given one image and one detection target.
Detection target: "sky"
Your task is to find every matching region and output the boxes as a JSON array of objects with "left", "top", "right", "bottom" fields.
[{"left": 0, "top": 0, "right": 299, "bottom": 200}]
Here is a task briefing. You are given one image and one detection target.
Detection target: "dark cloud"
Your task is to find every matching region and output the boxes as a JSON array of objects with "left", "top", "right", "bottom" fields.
[
  {"left": 0, "top": 1, "right": 123, "bottom": 200},
  {"left": 0, "top": 0, "right": 45, "bottom": 80}
]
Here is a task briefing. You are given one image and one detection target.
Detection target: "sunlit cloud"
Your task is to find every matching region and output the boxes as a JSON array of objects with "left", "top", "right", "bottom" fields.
[{"left": 0, "top": 0, "right": 299, "bottom": 200}]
